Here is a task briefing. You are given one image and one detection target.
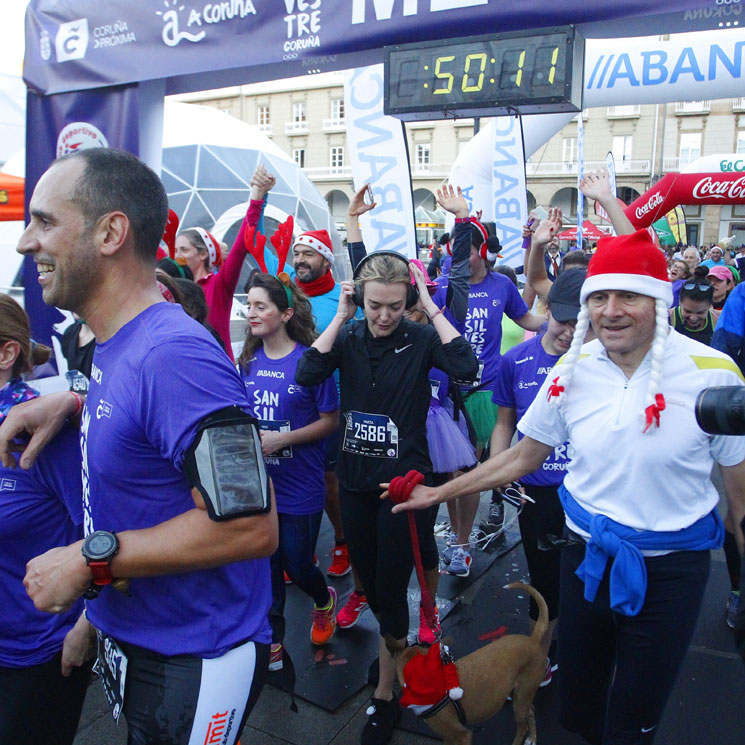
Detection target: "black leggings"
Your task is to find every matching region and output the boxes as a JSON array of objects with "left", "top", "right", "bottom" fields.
[
  {"left": 120, "top": 638, "right": 269, "bottom": 745},
  {"left": 339, "top": 484, "right": 438, "bottom": 639},
  {"left": 518, "top": 483, "right": 564, "bottom": 621},
  {"left": 0, "top": 652, "right": 91, "bottom": 745},
  {"left": 558, "top": 539, "right": 710, "bottom": 745}
]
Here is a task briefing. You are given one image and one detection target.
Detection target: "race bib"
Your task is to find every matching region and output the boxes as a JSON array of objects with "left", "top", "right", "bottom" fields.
[
  {"left": 342, "top": 411, "right": 398, "bottom": 459},
  {"left": 93, "top": 630, "right": 128, "bottom": 722},
  {"left": 259, "top": 419, "right": 293, "bottom": 458}
]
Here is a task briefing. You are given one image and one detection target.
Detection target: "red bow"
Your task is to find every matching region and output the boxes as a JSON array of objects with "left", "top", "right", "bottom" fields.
[
  {"left": 270, "top": 215, "right": 295, "bottom": 274},
  {"left": 244, "top": 226, "right": 268, "bottom": 274},
  {"left": 388, "top": 470, "right": 425, "bottom": 505},
  {"left": 643, "top": 394, "right": 666, "bottom": 433},
  {"left": 547, "top": 376, "right": 565, "bottom": 401}
]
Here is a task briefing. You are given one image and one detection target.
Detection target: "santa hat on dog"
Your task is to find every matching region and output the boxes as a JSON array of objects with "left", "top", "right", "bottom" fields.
[
  {"left": 547, "top": 229, "right": 671, "bottom": 433},
  {"left": 292, "top": 229, "right": 334, "bottom": 264},
  {"left": 400, "top": 643, "right": 463, "bottom": 709}
]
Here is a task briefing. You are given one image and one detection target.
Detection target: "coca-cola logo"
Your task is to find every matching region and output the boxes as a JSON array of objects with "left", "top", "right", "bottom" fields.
[
  {"left": 692, "top": 176, "right": 745, "bottom": 201},
  {"left": 634, "top": 192, "right": 664, "bottom": 220}
]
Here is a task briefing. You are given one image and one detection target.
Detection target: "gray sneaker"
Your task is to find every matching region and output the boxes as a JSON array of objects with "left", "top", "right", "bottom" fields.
[
  {"left": 447, "top": 547, "right": 472, "bottom": 577},
  {"left": 486, "top": 500, "right": 505, "bottom": 530},
  {"left": 441, "top": 534, "right": 456, "bottom": 565}
]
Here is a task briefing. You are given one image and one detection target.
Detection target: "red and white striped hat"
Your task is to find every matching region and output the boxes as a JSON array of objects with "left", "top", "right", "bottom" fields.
[{"left": 192, "top": 227, "right": 222, "bottom": 269}]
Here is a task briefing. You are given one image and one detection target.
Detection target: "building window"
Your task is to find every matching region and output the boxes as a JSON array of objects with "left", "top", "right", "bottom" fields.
[
  {"left": 330, "top": 146, "right": 345, "bottom": 171},
  {"left": 331, "top": 98, "right": 345, "bottom": 120},
  {"left": 562, "top": 137, "right": 577, "bottom": 163},
  {"left": 612, "top": 135, "right": 633, "bottom": 163},
  {"left": 679, "top": 132, "right": 701, "bottom": 167},
  {"left": 415, "top": 144, "right": 431, "bottom": 170},
  {"left": 737, "top": 131, "right": 745, "bottom": 154},
  {"left": 258, "top": 106, "right": 270, "bottom": 127},
  {"left": 293, "top": 102, "right": 306, "bottom": 123},
  {"left": 293, "top": 148, "right": 306, "bottom": 168}
]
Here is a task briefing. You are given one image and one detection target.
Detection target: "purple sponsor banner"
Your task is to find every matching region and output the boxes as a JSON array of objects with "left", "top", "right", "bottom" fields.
[
  {"left": 23, "top": 85, "right": 140, "bottom": 351},
  {"left": 24, "top": 1, "right": 717, "bottom": 96}
]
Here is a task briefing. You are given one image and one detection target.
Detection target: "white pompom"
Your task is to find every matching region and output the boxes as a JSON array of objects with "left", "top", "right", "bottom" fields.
[{"left": 449, "top": 687, "right": 464, "bottom": 700}]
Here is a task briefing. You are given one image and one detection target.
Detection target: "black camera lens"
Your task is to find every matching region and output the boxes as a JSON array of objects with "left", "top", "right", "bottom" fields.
[{"left": 695, "top": 386, "right": 745, "bottom": 435}]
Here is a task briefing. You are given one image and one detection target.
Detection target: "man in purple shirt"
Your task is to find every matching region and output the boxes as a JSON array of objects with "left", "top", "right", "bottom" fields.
[{"left": 5, "top": 149, "right": 277, "bottom": 745}]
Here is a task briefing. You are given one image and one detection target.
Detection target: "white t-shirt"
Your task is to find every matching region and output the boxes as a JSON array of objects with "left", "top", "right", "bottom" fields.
[{"left": 518, "top": 330, "right": 745, "bottom": 535}]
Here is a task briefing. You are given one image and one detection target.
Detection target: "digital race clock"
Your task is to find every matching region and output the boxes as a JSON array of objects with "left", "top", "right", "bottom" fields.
[{"left": 384, "top": 26, "right": 584, "bottom": 121}]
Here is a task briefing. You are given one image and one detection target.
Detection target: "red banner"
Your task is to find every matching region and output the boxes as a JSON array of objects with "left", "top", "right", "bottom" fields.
[{"left": 625, "top": 173, "right": 745, "bottom": 229}]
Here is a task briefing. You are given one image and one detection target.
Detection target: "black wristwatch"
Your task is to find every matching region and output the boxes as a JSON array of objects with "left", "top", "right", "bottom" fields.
[{"left": 82, "top": 530, "right": 119, "bottom": 599}]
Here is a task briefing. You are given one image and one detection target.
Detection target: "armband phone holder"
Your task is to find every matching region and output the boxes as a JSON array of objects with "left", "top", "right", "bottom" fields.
[{"left": 184, "top": 406, "right": 270, "bottom": 521}]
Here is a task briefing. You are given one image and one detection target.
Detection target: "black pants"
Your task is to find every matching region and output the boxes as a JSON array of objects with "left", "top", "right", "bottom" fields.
[
  {"left": 558, "top": 540, "right": 710, "bottom": 745},
  {"left": 0, "top": 652, "right": 91, "bottom": 745},
  {"left": 517, "top": 483, "right": 564, "bottom": 621},
  {"left": 339, "top": 484, "right": 438, "bottom": 639},
  {"left": 120, "top": 638, "right": 269, "bottom": 745}
]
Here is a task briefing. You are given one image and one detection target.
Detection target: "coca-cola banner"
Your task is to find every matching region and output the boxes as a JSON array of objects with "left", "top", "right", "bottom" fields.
[
  {"left": 24, "top": 1, "right": 728, "bottom": 97},
  {"left": 625, "top": 172, "right": 745, "bottom": 229}
]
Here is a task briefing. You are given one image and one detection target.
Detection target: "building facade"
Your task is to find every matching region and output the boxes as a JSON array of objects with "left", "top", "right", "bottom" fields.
[{"left": 173, "top": 74, "right": 745, "bottom": 248}]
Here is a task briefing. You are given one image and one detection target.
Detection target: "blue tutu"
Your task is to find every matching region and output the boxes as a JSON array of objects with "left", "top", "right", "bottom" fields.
[{"left": 426, "top": 402, "right": 477, "bottom": 474}]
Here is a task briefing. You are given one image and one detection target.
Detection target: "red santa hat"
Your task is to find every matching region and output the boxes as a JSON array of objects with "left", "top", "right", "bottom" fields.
[
  {"left": 400, "top": 643, "right": 463, "bottom": 709},
  {"left": 292, "top": 229, "right": 334, "bottom": 264},
  {"left": 192, "top": 227, "right": 222, "bottom": 270},
  {"left": 580, "top": 230, "right": 672, "bottom": 307}
]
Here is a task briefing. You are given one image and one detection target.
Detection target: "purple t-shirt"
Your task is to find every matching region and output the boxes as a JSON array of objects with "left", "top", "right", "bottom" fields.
[
  {"left": 0, "top": 426, "right": 83, "bottom": 667},
  {"left": 491, "top": 334, "right": 571, "bottom": 487},
  {"left": 240, "top": 344, "right": 338, "bottom": 515},
  {"left": 434, "top": 272, "right": 528, "bottom": 391},
  {"left": 81, "top": 303, "right": 271, "bottom": 657}
]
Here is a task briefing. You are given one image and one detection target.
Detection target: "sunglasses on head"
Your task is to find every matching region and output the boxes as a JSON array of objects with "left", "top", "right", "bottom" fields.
[{"left": 682, "top": 282, "right": 713, "bottom": 293}]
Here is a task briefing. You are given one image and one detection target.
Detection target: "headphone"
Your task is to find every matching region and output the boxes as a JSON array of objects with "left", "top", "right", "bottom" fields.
[{"left": 352, "top": 250, "right": 419, "bottom": 309}]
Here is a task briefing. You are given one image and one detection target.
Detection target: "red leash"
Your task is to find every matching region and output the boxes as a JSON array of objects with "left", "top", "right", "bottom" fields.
[{"left": 388, "top": 471, "right": 439, "bottom": 638}]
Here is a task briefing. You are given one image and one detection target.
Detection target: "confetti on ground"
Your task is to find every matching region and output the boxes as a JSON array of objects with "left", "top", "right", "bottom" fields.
[{"left": 478, "top": 625, "right": 507, "bottom": 642}]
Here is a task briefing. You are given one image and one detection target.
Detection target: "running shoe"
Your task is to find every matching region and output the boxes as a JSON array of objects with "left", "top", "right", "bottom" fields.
[
  {"left": 311, "top": 586, "right": 337, "bottom": 645},
  {"left": 327, "top": 543, "right": 351, "bottom": 576},
  {"left": 337, "top": 591, "right": 369, "bottom": 629},
  {"left": 539, "top": 658, "right": 558, "bottom": 688},
  {"left": 269, "top": 643, "right": 283, "bottom": 672},
  {"left": 284, "top": 570, "right": 292, "bottom": 585},
  {"left": 485, "top": 497, "right": 505, "bottom": 531},
  {"left": 726, "top": 590, "right": 741, "bottom": 629},
  {"left": 447, "top": 547, "right": 472, "bottom": 577},
  {"left": 361, "top": 696, "right": 401, "bottom": 745},
  {"left": 440, "top": 533, "right": 457, "bottom": 565},
  {"left": 417, "top": 604, "right": 440, "bottom": 646}
]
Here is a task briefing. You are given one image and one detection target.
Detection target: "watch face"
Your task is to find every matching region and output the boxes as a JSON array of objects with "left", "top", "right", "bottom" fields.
[{"left": 86, "top": 531, "right": 117, "bottom": 560}]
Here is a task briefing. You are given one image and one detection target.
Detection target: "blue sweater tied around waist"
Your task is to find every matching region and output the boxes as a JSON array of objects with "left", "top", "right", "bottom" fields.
[{"left": 558, "top": 485, "right": 723, "bottom": 616}]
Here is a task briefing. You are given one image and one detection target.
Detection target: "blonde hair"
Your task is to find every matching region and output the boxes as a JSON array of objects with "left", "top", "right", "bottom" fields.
[
  {"left": 549, "top": 298, "right": 669, "bottom": 433},
  {"left": 356, "top": 253, "right": 410, "bottom": 288}
]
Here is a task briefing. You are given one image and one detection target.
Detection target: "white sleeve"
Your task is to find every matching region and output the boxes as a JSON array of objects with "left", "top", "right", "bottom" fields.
[{"left": 516, "top": 375, "right": 568, "bottom": 448}]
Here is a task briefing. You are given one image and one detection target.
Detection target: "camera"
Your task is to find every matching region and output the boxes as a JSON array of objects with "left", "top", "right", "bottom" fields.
[{"left": 695, "top": 386, "right": 745, "bottom": 435}]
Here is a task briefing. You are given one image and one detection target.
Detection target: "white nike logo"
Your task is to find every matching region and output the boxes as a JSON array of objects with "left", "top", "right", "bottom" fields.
[
  {"left": 394, "top": 344, "right": 412, "bottom": 354},
  {"left": 641, "top": 726, "right": 656, "bottom": 733}
]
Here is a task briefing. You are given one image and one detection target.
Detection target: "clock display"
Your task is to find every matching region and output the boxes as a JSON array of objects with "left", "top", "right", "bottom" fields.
[{"left": 384, "top": 26, "right": 584, "bottom": 121}]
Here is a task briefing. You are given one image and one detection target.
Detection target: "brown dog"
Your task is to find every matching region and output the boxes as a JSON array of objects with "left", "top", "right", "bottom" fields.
[{"left": 397, "top": 583, "right": 548, "bottom": 745}]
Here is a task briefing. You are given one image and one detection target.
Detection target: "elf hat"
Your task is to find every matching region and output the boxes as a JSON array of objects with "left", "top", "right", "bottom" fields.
[
  {"left": 580, "top": 230, "right": 672, "bottom": 308},
  {"left": 292, "top": 230, "right": 334, "bottom": 264}
]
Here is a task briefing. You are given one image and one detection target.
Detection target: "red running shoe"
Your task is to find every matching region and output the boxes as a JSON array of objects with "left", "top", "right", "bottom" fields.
[
  {"left": 327, "top": 543, "right": 351, "bottom": 576},
  {"left": 336, "top": 591, "right": 369, "bottom": 629}
]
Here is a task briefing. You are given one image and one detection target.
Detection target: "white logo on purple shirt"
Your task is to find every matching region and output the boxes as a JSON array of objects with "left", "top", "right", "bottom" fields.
[
  {"left": 0, "top": 478, "right": 16, "bottom": 492},
  {"left": 96, "top": 400, "right": 113, "bottom": 419}
]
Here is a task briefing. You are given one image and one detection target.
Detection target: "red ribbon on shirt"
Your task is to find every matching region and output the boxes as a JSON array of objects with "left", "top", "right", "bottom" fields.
[
  {"left": 547, "top": 376, "right": 564, "bottom": 401},
  {"left": 643, "top": 394, "right": 666, "bottom": 433}
]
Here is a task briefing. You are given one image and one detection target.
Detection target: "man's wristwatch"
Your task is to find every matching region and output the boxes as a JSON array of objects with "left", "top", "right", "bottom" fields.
[{"left": 82, "top": 531, "right": 119, "bottom": 599}]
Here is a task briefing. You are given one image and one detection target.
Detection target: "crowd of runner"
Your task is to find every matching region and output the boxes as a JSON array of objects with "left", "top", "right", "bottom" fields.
[{"left": 0, "top": 148, "right": 743, "bottom": 745}]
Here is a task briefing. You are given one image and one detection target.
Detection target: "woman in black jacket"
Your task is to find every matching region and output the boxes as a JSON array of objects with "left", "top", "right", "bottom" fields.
[{"left": 296, "top": 251, "right": 477, "bottom": 745}]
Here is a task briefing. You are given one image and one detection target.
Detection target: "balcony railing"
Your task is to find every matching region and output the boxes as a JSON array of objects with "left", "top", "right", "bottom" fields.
[
  {"left": 733, "top": 98, "right": 745, "bottom": 112},
  {"left": 526, "top": 159, "right": 650, "bottom": 176},
  {"left": 411, "top": 163, "right": 452, "bottom": 178},
  {"left": 285, "top": 121, "right": 309, "bottom": 134},
  {"left": 303, "top": 165, "right": 352, "bottom": 179},
  {"left": 258, "top": 123, "right": 272, "bottom": 135},
  {"left": 674, "top": 100, "right": 711, "bottom": 115},
  {"left": 322, "top": 117, "right": 346, "bottom": 131}
]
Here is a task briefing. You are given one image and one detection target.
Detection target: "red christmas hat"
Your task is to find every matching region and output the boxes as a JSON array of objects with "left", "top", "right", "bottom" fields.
[
  {"left": 400, "top": 643, "right": 463, "bottom": 709},
  {"left": 580, "top": 229, "right": 672, "bottom": 307},
  {"left": 293, "top": 229, "right": 334, "bottom": 264},
  {"left": 160, "top": 209, "right": 179, "bottom": 260}
]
